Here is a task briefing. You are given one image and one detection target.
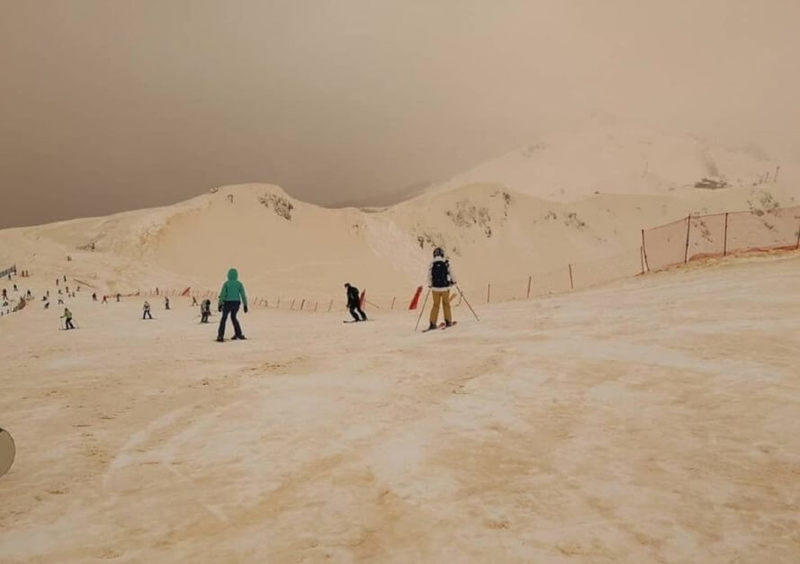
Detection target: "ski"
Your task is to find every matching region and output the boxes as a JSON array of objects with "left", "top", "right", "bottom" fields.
[{"left": 422, "top": 321, "right": 457, "bottom": 333}]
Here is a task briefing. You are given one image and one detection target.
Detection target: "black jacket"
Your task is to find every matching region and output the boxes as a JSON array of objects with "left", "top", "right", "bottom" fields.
[{"left": 346, "top": 286, "right": 360, "bottom": 307}]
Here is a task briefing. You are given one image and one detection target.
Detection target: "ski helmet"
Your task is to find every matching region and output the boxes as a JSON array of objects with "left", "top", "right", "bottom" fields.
[{"left": 433, "top": 247, "right": 444, "bottom": 258}]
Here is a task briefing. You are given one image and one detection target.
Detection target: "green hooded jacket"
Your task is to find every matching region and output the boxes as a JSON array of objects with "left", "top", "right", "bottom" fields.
[{"left": 218, "top": 268, "right": 248, "bottom": 308}]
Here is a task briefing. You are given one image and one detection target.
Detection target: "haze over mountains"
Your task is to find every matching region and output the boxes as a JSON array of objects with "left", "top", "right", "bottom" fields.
[{"left": 1, "top": 119, "right": 797, "bottom": 302}]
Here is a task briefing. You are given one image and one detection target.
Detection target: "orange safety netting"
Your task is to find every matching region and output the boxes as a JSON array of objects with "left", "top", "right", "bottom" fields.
[
  {"left": 642, "top": 216, "right": 689, "bottom": 272},
  {"left": 644, "top": 206, "right": 800, "bottom": 271}
]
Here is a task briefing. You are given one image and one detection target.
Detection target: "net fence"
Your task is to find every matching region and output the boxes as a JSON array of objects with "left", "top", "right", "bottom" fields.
[{"left": 643, "top": 205, "right": 800, "bottom": 271}]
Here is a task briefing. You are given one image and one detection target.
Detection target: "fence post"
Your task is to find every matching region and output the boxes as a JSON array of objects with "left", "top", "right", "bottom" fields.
[
  {"left": 391, "top": 296, "right": 396, "bottom": 310},
  {"left": 300, "top": 299, "right": 305, "bottom": 311},
  {"left": 684, "top": 214, "right": 691, "bottom": 263},
  {"left": 315, "top": 301, "right": 318, "bottom": 312},
  {"left": 723, "top": 212, "right": 729, "bottom": 256},
  {"left": 568, "top": 264, "right": 574, "bottom": 290},
  {"left": 276, "top": 298, "right": 280, "bottom": 308},
  {"left": 641, "top": 229, "right": 650, "bottom": 272},
  {"left": 640, "top": 246, "right": 644, "bottom": 275},
  {"left": 796, "top": 219, "right": 800, "bottom": 249},
  {"left": 487, "top": 284, "right": 491, "bottom": 304},
  {"left": 290, "top": 299, "right": 295, "bottom": 310},
  {"left": 328, "top": 299, "right": 333, "bottom": 312},
  {"left": 526, "top": 275, "right": 532, "bottom": 299}
]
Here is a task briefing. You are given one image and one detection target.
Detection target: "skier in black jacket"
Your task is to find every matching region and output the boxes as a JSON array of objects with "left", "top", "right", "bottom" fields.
[{"left": 344, "top": 283, "right": 367, "bottom": 322}]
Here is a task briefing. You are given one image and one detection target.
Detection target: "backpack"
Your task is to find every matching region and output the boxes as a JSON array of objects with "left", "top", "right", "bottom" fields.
[{"left": 431, "top": 260, "right": 451, "bottom": 287}]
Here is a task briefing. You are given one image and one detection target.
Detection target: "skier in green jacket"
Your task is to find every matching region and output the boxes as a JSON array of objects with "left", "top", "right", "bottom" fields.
[{"left": 217, "top": 268, "right": 248, "bottom": 342}]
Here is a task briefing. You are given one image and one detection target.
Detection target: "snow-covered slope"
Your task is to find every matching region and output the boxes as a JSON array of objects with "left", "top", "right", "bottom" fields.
[
  {"left": 430, "top": 116, "right": 791, "bottom": 201},
  {"left": 1, "top": 118, "right": 798, "bottom": 303}
]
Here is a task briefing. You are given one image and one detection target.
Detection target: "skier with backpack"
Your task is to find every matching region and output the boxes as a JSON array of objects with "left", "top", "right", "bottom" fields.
[
  {"left": 217, "top": 268, "right": 248, "bottom": 342},
  {"left": 143, "top": 301, "right": 153, "bottom": 320},
  {"left": 344, "top": 283, "right": 367, "bottom": 322},
  {"left": 427, "top": 247, "right": 456, "bottom": 330}
]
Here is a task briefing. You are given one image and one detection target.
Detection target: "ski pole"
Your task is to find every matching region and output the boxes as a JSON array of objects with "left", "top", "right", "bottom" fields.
[
  {"left": 414, "top": 288, "right": 431, "bottom": 332},
  {"left": 456, "top": 286, "right": 480, "bottom": 322}
]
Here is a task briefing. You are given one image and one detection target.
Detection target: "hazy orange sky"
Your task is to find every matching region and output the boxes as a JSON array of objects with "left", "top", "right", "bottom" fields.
[{"left": 1, "top": 0, "right": 799, "bottom": 227}]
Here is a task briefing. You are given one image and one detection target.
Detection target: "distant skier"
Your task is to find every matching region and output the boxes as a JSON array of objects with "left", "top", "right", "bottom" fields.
[
  {"left": 200, "top": 299, "right": 211, "bottom": 323},
  {"left": 1, "top": 289, "right": 5, "bottom": 300},
  {"left": 191, "top": 296, "right": 198, "bottom": 307},
  {"left": 102, "top": 295, "right": 108, "bottom": 304},
  {"left": 44, "top": 302, "right": 50, "bottom": 310},
  {"left": 164, "top": 296, "right": 170, "bottom": 310},
  {"left": 216, "top": 268, "right": 248, "bottom": 342},
  {"left": 344, "top": 283, "right": 367, "bottom": 322},
  {"left": 61, "top": 308, "right": 75, "bottom": 330},
  {"left": 92, "top": 292, "right": 97, "bottom": 301},
  {"left": 143, "top": 301, "right": 153, "bottom": 320},
  {"left": 427, "top": 247, "right": 456, "bottom": 330},
  {"left": 116, "top": 293, "right": 121, "bottom": 303}
]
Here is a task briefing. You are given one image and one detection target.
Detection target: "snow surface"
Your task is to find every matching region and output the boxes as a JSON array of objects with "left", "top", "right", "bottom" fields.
[{"left": 1, "top": 253, "right": 798, "bottom": 562}]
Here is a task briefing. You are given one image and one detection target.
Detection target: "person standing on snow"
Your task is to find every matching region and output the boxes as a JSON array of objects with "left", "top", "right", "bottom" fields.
[
  {"left": 217, "top": 268, "right": 248, "bottom": 341},
  {"left": 200, "top": 299, "right": 211, "bottom": 323},
  {"left": 427, "top": 247, "right": 456, "bottom": 330},
  {"left": 61, "top": 308, "right": 75, "bottom": 330},
  {"left": 143, "top": 301, "right": 153, "bottom": 320},
  {"left": 344, "top": 283, "right": 367, "bottom": 322},
  {"left": 164, "top": 296, "right": 170, "bottom": 310}
]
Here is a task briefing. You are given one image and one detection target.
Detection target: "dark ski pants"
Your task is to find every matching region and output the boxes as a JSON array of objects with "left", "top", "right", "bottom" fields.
[
  {"left": 65, "top": 319, "right": 75, "bottom": 329},
  {"left": 218, "top": 301, "right": 243, "bottom": 339},
  {"left": 348, "top": 304, "right": 367, "bottom": 321},
  {"left": 143, "top": 311, "right": 152, "bottom": 320},
  {"left": 201, "top": 312, "right": 209, "bottom": 323}
]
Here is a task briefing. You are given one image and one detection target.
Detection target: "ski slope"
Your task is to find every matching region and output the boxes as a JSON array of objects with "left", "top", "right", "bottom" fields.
[{"left": 1, "top": 252, "right": 798, "bottom": 563}]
